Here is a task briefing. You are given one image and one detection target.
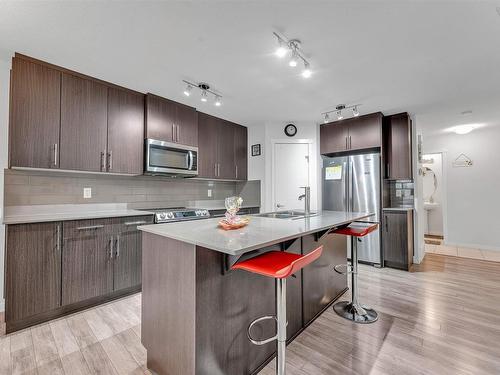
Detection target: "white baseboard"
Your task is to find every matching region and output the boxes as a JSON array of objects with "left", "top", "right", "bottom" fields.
[{"left": 444, "top": 241, "right": 500, "bottom": 252}]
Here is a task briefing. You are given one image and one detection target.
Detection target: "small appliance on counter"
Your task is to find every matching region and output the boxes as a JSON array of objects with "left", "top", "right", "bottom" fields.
[{"left": 144, "top": 138, "right": 198, "bottom": 177}]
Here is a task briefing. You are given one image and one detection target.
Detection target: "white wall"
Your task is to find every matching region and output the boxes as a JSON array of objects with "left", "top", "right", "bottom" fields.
[
  {"left": 248, "top": 122, "right": 320, "bottom": 213},
  {"left": 0, "top": 57, "right": 10, "bottom": 312},
  {"left": 423, "top": 126, "right": 500, "bottom": 251}
]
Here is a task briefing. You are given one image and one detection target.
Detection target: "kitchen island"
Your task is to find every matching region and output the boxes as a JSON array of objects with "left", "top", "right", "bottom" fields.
[{"left": 138, "top": 211, "right": 372, "bottom": 375}]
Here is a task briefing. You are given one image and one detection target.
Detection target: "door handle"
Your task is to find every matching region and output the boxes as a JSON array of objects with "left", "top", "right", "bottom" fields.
[
  {"left": 109, "top": 236, "right": 114, "bottom": 259},
  {"left": 77, "top": 225, "right": 104, "bottom": 231},
  {"left": 115, "top": 235, "right": 120, "bottom": 257},
  {"left": 53, "top": 143, "right": 58, "bottom": 167},
  {"left": 100, "top": 151, "right": 106, "bottom": 172},
  {"left": 276, "top": 203, "right": 285, "bottom": 208},
  {"left": 107, "top": 151, "right": 113, "bottom": 171},
  {"left": 188, "top": 151, "right": 194, "bottom": 170}
]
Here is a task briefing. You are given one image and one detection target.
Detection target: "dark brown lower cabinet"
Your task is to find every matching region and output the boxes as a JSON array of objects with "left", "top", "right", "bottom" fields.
[
  {"left": 6, "top": 222, "right": 62, "bottom": 323},
  {"left": 382, "top": 209, "right": 414, "bottom": 270},
  {"left": 62, "top": 219, "right": 115, "bottom": 305},
  {"left": 302, "top": 232, "right": 348, "bottom": 324},
  {"left": 113, "top": 216, "right": 153, "bottom": 291}
]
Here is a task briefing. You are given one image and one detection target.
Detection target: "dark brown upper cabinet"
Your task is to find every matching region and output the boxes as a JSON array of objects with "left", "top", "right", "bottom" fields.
[
  {"left": 145, "top": 94, "right": 198, "bottom": 147},
  {"left": 234, "top": 123, "right": 248, "bottom": 180},
  {"left": 384, "top": 113, "right": 413, "bottom": 180},
  {"left": 6, "top": 222, "right": 62, "bottom": 325},
  {"left": 107, "top": 88, "right": 144, "bottom": 174},
  {"left": 60, "top": 73, "right": 108, "bottom": 172},
  {"left": 197, "top": 113, "right": 248, "bottom": 180},
  {"left": 9, "top": 57, "right": 61, "bottom": 169},
  {"left": 320, "top": 112, "right": 382, "bottom": 155}
]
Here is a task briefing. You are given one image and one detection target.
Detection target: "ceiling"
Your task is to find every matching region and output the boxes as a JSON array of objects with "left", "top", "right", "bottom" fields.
[{"left": 0, "top": 1, "right": 499, "bottom": 132}]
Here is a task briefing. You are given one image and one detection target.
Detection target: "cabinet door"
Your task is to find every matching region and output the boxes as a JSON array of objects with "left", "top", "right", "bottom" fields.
[
  {"left": 234, "top": 124, "right": 248, "bottom": 180},
  {"left": 320, "top": 122, "right": 348, "bottom": 155},
  {"left": 113, "top": 216, "right": 153, "bottom": 291},
  {"left": 386, "top": 113, "right": 412, "bottom": 179},
  {"left": 107, "top": 88, "right": 144, "bottom": 174},
  {"left": 348, "top": 112, "right": 382, "bottom": 151},
  {"left": 197, "top": 112, "right": 218, "bottom": 178},
  {"left": 6, "top": 223, "right": 61, "bottom": 322},
  {"left": 145, "top": 94, "right": 175, "bottom": 142},
  {"left": 60, "top": 74, "right": 108, "bottom": 172},
  {"left": 176, "top": 103, "right": 198, "bottom": 146},
  {"left": 382, "top": 212, "right": 411, "bottom": 269},
  {"left": 302, "top": 232, "right": 347, "bottom": 324},
  {"left": 217, "top": 120, "right": 236, "bottom": 179},
  {"left": 62, "top": 219, "right": 114, "bottom": 305},
  {"left": 9, "top": 57, "right": 61, "bottom": 169}
]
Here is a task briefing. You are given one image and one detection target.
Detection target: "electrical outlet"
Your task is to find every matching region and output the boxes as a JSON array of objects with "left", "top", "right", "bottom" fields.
[
  {"left": 83, "top": 187, "right": 92, "bottom": 199},
  {"left": 207, "top": 189, "right": 212, "bottom": 198}
]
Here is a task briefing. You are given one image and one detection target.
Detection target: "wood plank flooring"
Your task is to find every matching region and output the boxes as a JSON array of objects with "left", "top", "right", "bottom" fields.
[{"left": 0, "top": 253, "right": 499, "bottom": 374}]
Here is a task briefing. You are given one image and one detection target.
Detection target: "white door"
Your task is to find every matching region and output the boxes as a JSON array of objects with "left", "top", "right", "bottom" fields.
[{"left": 273, "top": 142, "right": 310, "bottom": 211}]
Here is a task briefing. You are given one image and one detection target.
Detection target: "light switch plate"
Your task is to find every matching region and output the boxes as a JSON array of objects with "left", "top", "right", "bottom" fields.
[
  {"left": 207, "top": 189, "right": 212, "bottom": 198},
  {"left": 83, "top": 187, "right": 92, "bottom": 199}
]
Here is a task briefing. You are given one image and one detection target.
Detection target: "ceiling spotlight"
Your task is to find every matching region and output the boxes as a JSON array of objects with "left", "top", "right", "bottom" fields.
[
  {"left": 289, "top": 49, "right": 298, "bottom": 67},
  {"left": 201, "top": 90, "right": 208, "bottom": 102},
  {"left": 337, "top": 110, "right": 343, "bottom": 120},
  {"left": 214, "top": 96, "right": 222, "bottom": 107},
  {"left": 183, "top": 84, "right": 193, "bottom": 97},
  {"left": 323, "top": 113, "right": 330, "bottom": 123},
  {"left": 302, "top": 62, "right": 312, "bottom": 78},
  {"left": 275, "top": 40, "right": 288, "bottom": 58},
  {"left": 352, "top": 106, "right": 359, "bottom": 117}
]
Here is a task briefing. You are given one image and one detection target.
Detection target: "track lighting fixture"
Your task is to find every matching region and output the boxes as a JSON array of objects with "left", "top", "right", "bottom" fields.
[
  {"left": 182, "top": 80, "right": 223, "bottom": 107},
  {"left": 302, "top": 62, "right": 312, "bottom": 78},
  {"left": 183, "top": 84, "right": 193, "bottom": 97},
  {"left": 321, "top": 104, "right": 362, "bottom": 122},
  {"left": 273, "top": 32, "right": 312, "bottom": 78}
]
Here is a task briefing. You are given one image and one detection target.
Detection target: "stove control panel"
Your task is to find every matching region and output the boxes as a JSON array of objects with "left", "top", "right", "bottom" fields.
[{"left": 155, "top": 209, "right": 210, "bottom": 223}]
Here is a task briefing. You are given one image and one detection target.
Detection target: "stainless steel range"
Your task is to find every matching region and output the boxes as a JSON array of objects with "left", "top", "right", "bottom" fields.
[{"left": 142, "top": 208, "right": 210, "bottom": 223}]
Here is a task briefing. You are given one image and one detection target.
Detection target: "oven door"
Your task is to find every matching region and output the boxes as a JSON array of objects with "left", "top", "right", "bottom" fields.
[{"left": 145, "top": 139, "right": 198, "bottom": 176}]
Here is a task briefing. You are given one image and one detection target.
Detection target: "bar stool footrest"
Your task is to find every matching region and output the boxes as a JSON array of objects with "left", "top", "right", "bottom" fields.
[
  {"left": 333, "top": 263, "right": 354, "bottom": 275},
  {"left": 247, "top": 315, "right": 278, "bottom": 345}
]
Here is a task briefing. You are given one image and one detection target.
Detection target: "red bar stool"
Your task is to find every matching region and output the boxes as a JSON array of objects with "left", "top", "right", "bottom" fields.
[
  {"left": 232, "top": 246, "right": 324, "bottom": 375},
  {"left": 332, "top": 221, "right": 379, "bottom": 323}
]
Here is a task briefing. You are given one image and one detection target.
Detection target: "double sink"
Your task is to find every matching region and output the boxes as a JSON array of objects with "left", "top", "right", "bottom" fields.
[{"left": 257, "top": 210, "right": 317, "bottom": 220}]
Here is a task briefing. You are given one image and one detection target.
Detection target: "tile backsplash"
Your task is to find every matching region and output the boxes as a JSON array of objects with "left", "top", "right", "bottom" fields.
[
  {"left": 3, "top": 169, "right": 261, "bottom": 209},
  {"left": 386, "top": 180, "right": 414, "bottom": 208}
]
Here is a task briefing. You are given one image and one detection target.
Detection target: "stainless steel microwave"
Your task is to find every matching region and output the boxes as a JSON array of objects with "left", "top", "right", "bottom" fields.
[{"left": 144, "top": 139, "right": 198, "bottom": 177}]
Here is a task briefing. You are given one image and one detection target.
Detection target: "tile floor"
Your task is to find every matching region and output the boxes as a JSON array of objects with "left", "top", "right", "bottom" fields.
[{"left": 425, "top": 243, "right": 500, "bottom": 262}]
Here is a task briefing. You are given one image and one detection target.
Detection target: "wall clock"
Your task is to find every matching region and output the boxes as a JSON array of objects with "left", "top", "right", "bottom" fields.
[{"left": 284, "top": 124, "right": 297, "bottom": 137}]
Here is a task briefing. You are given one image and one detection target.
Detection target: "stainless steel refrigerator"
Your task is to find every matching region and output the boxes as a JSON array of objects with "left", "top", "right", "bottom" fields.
[{"left": 322, "top": 153, "right": 381, "bottom": 265}]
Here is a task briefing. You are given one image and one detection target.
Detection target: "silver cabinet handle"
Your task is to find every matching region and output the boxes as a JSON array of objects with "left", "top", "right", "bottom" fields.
[
  {"left": 77, "top": 225, "right": 104, "bottom": 231},
  {"left": 235, "top": 165, "right": 238, "bottom": 179},
  {"left": 214, "top": 163, "right": 217, "bottom": 177},
  {"left": 217, "top": 163, "right": 220, "bottom": 177},
  {"left": 124, "top": 220, "right": 147, "bottom": 226},
  {"left": 56, "top": 223, "right": 61, "bottom": 253},
  {"left": 345, "top": 137, "right": 348, "bottom": 150},
  {"left": 53, "top": 143, "right": 58, "bottom": 167},
  {"left": 349, "top": 135, "right": 352, "bottom": 149},
  {"left": 100, "top": 151, "right": 106, "bottom": 171},
  {"left": 109, "top": 236, "right": 114, "bottom": 259},
  {"left": 107, "top": 151, "right": 113, "bottom": 171},
  {"left": 172, "top": 124, "right": 176, "bottom": 142},
  {"left": 115, "top": 235, "right": 120, "bottom": 257},
  {"left": 176, "top": 124, "right": 180, "bottom": 143}
]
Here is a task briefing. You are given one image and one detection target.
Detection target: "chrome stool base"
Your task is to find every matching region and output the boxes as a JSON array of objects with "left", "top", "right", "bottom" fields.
[{"left": 333, "top": 301, "right": 378, "bottom": 324}]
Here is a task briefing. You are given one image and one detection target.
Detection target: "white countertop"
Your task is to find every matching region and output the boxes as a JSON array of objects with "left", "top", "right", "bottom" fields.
[
  {"left": 138, "top": 210, "right": 373, "bottom": 256},
  {"left": 3, "top": 204, "right": 154, "bottom": 224}
]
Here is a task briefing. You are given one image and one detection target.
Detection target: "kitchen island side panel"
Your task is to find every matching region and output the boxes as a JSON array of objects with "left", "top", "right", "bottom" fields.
[{"left": 141, "top": 233, "right": 197, "bottom": 375}]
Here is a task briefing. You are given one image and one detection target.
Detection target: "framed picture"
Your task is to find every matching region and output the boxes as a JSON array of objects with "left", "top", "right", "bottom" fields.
[{"left": 251, "top": 144, "right": 261, "bottom": 156}]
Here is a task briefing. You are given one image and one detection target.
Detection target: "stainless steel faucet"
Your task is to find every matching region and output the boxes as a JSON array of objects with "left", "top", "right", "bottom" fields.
[{"left": 298, "top": 186, "right": 311, "bottom": 215}]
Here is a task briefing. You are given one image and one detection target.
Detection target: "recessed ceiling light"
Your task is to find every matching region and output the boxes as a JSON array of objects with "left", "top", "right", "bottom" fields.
[{"left": 448, "top": 124, "right": 481, "bottom": 135}]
